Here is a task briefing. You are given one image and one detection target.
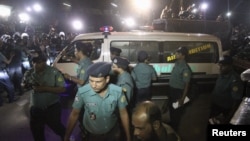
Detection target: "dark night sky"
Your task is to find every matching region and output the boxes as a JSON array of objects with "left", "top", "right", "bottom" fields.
[{"left": 1, "top": 0, "right": 250, "bottom": 32}]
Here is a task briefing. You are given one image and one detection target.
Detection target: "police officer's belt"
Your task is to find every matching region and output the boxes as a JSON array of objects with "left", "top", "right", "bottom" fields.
[
  {"left": 38, "top": 102, "right": 59, "bottom": 110},
  {"left": 87, "top": 122, "right": 119, "bottom": 137}
]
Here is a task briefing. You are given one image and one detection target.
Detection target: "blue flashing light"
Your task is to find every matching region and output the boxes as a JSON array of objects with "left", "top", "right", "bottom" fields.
[{"left": 99, "top": 26, "right": 113, "bottom": 33}]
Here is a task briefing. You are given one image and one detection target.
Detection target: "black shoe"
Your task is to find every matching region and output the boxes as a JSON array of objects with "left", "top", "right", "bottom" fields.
[{"left": 9, "top": 96, "right": 20, "bottom": 103}]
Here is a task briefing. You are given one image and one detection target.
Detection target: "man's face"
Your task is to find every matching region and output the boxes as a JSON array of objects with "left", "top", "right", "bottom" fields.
[
  {"left": 33, "top": 61, "right": 46, "bottom": 73},
  {"left": 110, "top": 53, "right": 116, "bottom": 60},
  {"left": 175, "top": 52, "right": 183, "bottom": 60},
  {"left": 132, "top": 113, "right": 154, "bottom": 141},
  {"left": 110, "top": 52, "right": 120, "bottom": 60},
  {"left": 89, "top": 76, "right": 109, "bottom": 93},
  {"left": 74, "top": 48, "right": 80, "bottom": 60}
]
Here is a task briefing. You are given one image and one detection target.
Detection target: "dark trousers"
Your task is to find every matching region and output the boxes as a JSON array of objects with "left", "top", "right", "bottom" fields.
[
  {"left": 135, "top": 87, "right": 151, "bottom": 105},
  {"left": 8, "top": 66, "right": 23, "bottom": 95},
  {"left": 30, "top": 102, "right": 65, "bottom": 141},
  {"left": 168, "top": 87, "right": 187, "bottom": 131}
]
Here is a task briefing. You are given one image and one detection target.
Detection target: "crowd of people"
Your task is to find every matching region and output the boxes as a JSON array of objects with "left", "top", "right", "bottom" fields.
[{"left": 0, "top": 25, "right": 78, "bottom": 106}]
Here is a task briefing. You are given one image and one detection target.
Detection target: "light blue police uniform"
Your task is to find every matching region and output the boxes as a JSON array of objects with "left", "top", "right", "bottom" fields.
[
  {"left": 76, "top": 57, "right": 93, "bottom": 87},
  {"left": 72, "top": 83, "right": 128, "bottom": 134},
  {"left": 116, "top": 71, "right": 134, "bottom": 102},
  {"left": 169, "top": 60, "right": 192, "bottom": 89},
  {"left": 131, "top": 63, "right": 157, "bottom": 89}
]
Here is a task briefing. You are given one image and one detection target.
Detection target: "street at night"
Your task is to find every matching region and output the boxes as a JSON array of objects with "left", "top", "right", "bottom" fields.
[{"left": 0, "top": 0, "right": 250, "bottom": 141}]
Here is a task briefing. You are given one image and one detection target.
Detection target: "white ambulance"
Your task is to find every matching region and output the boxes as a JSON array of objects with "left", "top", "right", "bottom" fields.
[{"left": 53, "top": 26, "right": 223, "bottom": 97}]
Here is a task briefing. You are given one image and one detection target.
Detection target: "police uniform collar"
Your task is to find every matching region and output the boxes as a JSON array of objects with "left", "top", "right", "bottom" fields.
[
  {"left": 89, "top": 90, "right": 98, "bottom": 96},
  {"left": 90, "top": 89, "right": 110, "bottom": 98}
]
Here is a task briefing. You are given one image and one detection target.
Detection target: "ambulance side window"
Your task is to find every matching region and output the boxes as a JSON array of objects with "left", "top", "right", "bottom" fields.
[
  {"left": 110, "top": 41, "right": 159, "bottom": 63},
  {"left": 110, "top": 41, "right": 219, "bottom": 63},
  {"left": 90, "top": 40, "right": 102, "bottom": 60},
  {"left": 58, "top": 39, "right": 102, "bottom": 63},
  {"left": 58, "top": 44, "right": 75, "bottom": 63}
]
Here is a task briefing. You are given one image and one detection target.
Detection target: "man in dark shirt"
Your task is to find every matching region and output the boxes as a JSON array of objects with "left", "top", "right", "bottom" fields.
[{"left": 132, "top": 101, "right": 180, "bottom": 141}]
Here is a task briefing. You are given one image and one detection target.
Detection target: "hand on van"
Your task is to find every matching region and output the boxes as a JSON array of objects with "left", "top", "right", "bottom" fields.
[{"left": 63, "top": 73, "right": 71, "bottom": 80}]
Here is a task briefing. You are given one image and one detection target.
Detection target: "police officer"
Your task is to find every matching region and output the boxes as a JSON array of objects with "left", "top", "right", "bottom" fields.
[
  {"left": 110, "top": 47, "right": 122, "bottom": 60},
  {"left": 63, "top": 42, "right": 93, "bottom": 88},
  {"left": 64, "top": 62, "right": 131, "bottom": 141},
  {"left": 109, "top": 47, "right": 122, "bottom": 83},
  {"left": 112, "top": 56, "right": 134, "bottom": 107},
  {"left": 21, "top": 54, "right": 66, "bottom": 141},
  {"left": 131, "top": 50, "right": 157, "bottom": 104},
  {"left": 209, "top": 55, "right": 244, "bottom": 124},
  {"left": 168, "top": 46, "right": 192, "bottom": 131},
  {"left": 63, "top": 42, "right": 93, "bottom": 139}
]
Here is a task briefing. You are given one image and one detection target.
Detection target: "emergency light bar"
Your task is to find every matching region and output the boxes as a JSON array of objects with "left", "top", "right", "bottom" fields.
[
  {"left": 99, "top": 26, "right": 113, "bottom": 33},
  {"left": 100, "top": 26, "right": 113, "bottom": 38}
]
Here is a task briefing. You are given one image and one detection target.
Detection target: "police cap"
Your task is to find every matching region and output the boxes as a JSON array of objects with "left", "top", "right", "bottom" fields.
[
  {"left": 87, "top": 62, "right": 111, "bottom": 77},
  {"left": 176, "top": 46, "right": 188, "bottom": 56},
  {"left": 218, "top": 55, "right": 233, "bottom": 65},
  {"left": 110, "top": 47, "right": 122, "bottom": 54},
  {"left": 138, "top": 50, "right": 149, "bottom": 62},
  {"left": 112, "top": 56, "right": 130, "bottom": 68}
]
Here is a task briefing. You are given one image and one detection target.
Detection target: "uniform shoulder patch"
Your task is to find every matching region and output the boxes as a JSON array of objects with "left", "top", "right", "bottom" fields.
[
  {"left": 81, "top": 69, "right": 85, "bottom": 74},
  {"left": 57, "top": 76, "right": 63, "bottom": 82},
  {"left": 232, "top": 86, "right": 238, "bottom": 92},
  {"left": 120, "top": 95, "right": 126, "bottom": 103},
  {"left": 122, "top": 88, "right": 127, "bottom": 93},
  {"left": 74, "top": 96, "right": 79, "bottom": 102},
  {"left": 183, "top": 72, "right": 189, "bottom": 77}
]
